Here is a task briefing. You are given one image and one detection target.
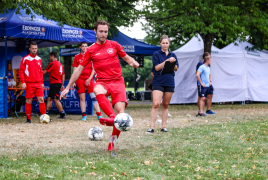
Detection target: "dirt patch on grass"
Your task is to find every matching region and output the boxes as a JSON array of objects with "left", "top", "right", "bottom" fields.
[{"left": 0, "top": 104, "right": 267, "bottom": 156}]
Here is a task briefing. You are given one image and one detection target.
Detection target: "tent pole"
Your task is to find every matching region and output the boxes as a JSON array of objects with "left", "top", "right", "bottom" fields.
[{"left": 4, "top": 36, "right": 8, "bottom": 118}]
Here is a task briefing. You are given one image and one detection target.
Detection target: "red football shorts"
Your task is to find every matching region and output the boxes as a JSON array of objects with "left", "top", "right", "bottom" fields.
[
  {"left": 76, "top": 78, "right": 95, "bottom": 94},
  {"left": 25, "top": 82, "right": 44, "bottom": 98},
  {"left": 95, "top": 80, "right": 128, "bottom": 107}
]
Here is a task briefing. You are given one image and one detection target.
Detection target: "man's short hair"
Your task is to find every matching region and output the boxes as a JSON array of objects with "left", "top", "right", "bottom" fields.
[
  {"left": 203, "top": 52, "right": 210, "bottom": 62},
  {"left": 94, "top": 20, "right": 110, "bottom": 30},
  {"left": 49, "top": 51, "right": 57, "bottom": 58},
  {"left": 80, "top": 42, "right": 88, "bottom": 46},
  {"left": 29, "top": 41, "right": 37, "bottom": 48}
]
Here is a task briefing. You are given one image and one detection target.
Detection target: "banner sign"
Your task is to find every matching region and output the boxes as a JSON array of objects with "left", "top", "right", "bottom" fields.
[
  {"left": 60, "top": 48, "right": 81, "bottom": 57},
  {"left": 31, "top": 81, "right": 93, "bottom": 115}
]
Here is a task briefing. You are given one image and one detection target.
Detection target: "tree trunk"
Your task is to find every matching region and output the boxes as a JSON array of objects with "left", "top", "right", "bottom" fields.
[
  {"left": 63, "top": 45, "right": 72, "bottom": 79},
  {"left": 201, "top": 33, "right": 213, "bottom": 54}
]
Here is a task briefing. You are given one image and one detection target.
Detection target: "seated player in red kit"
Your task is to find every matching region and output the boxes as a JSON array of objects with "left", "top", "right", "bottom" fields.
[{"left": 60, "top": 20, "right": 139, "bottom": 151}]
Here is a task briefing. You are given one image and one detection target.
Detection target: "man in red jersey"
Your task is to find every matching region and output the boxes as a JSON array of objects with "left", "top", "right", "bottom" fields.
[
  {"left": 19, "top": 41, "right": 46, "bottom": 123},
  {"left": 61, "top": 20, "right": 139, "bottom": 151},
  {"left": 72, "top": 42, "right": 102, "bottom": 121},
  {"left": 43, "top": 51, "right": 66, "bottom": 119}
]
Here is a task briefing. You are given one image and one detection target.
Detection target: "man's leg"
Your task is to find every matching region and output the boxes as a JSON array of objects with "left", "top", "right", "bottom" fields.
[
  {"left": 90, "top": 93, "right": 102, "bottom": 119},
  {"left": 78, "top": 93, "right": 87, "bottom": 121},
  {"left": 37, "top": 96, "right": 46, "bottom": 115},
  {"left": 94, "top": 85, "right": 116, "bottom": 123},
  {"left": 207, "top": 94, "right": 213, "bottom": 111},
  {"left": 53, "top": 99, "right": 66, "bottom": 118},
  {"left": 199, "top": 97, "right": 206, "bottom": 114},
  {"left": 25, "top": 98, "right": 33, "bottom": 122},
  {"left": 46, "top": 97, "right": 53, "bottom": 113}
]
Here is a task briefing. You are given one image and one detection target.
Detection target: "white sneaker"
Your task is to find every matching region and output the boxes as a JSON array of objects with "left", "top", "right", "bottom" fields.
[{"left": 168, "top": 113, "right": 172, "bottom": 117}]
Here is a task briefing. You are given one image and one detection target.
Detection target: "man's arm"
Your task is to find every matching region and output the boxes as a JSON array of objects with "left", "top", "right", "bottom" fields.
[
  {"left": 196, "top": 71, "right": 205, "bottom": 87},
  {"left": 67, "top": 65, "right": 84, "bottom": 89},
  {"left": 43, "top": 70, "right": 48, "bottom": 74},
  {"left": 62, "top": 74, "right": 65, "bottom": 86},
  {"left": 18, "top": 59, "right": 26, "bottom": 89},
  {"left": 121, "top": 55, "right": 139, "bottom": 68},
  {"left": 209, "top": 74, "right": 212, "bottom": 86}
]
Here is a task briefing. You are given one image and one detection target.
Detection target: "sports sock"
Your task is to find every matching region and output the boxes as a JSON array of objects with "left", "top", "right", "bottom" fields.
[
  {"left": 25, "top": 103, "right": 32, "bottom": 120},
  {"left": 46, "top": 110, "right": 49, "bottom": 114},
  {"left": 206, "top": 110, "right": 210, "bottom": 112},
  {"left": 82, "top": 112, "right": 86, "bottom": 117},
  {"left": 112, "top": 126, "right": 121, "bottom": 139},
  {"left": 96, "top": 94, "right": 115, "bottom": 118},
  {"left": 39, "top": 103, "right": 46, "bottom": 115},
  {"left": 96, "top": 112, "right": 102, "bottom": 117}
]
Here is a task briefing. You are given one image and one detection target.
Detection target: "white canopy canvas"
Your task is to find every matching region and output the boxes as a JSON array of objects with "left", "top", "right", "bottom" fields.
[{"left": 171, "top": 36, "right": 268, "bottom": 104}]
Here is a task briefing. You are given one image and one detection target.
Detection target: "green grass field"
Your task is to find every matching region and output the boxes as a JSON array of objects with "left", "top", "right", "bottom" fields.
[{"left": 1, "top": 104, "right": 268, "bottom": 179}]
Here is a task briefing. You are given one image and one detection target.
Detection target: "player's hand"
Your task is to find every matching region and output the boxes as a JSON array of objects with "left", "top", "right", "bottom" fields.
[
  {"left": 42, "top": 84, "right": 45, "bottom": 89},
  {"left": 130, "top": 61, "right": 139, "bottom": 68},
  {"left": 167, "top": 57, "right": 176, "bottom": 63},
  {"left": 60, "top": 87, "right": 69, "bottom": 100},
  {"left": 201, "top": 83, "right": 206, "bottom": 88},
  {"left": 60, "top": 85, "right": 64, "bottom": 91},
  {"left": 22, "top": 83, "right": 26, "bottom": 89},
  {"left": 209, "top": 82, "right": 212, "bottom": 86},
  {"left": 72, "top": 83, "right": 76, "bottom": 89},
  {"left": 85, "top": 78, "right": 91, "bottom": 86}
]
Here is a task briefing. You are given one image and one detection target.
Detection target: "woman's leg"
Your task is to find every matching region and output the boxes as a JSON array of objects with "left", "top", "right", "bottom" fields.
[
  {"left": 150, "top": 90, "right": 163, "bottom": 129},
  {"left": 161, "top": 92, "right": 173, "bottom": 129}
]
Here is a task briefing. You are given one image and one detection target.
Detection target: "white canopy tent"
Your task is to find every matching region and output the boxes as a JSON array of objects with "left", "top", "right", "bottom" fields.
[
  {"left": 170, "top": 35, "right": 268, "bottom": 104},
  {"left": 221, "top": 41, "right": 268, "bottom": 102}
]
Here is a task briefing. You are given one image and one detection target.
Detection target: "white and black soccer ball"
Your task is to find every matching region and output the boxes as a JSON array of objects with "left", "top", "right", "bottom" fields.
[
  {"left": 114, "top": 113, "right": 133, "bottom": 131},
  {"left": 40, "top": 114, "right": 50, "bottom": 124},
  {"left": 88, "top": 126, "right": 103, "bottom": 141}
]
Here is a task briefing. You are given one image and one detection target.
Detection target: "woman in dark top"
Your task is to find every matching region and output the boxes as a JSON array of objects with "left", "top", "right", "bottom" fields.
[{"left": 146, "top": 35, "right": 178, "bottom": 134}]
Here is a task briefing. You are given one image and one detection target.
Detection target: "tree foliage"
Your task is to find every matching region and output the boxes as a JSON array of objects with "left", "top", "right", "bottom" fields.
[
  {"left": 0, "top": 0, "right": 138, "bottom": 32},
  {"left": 141, "top": 0, "right": 268, "bottom": 53}
]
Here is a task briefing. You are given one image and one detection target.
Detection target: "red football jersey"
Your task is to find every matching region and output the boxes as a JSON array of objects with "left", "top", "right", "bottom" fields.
[
  {"left": 80, "top": 40, "right": 127, "bottom": 82},
  {"left": 19, "top": 53, "right": 44, "bottom": 83},
  {"left": 45, "top": 60, "right": 65, "bottom": 84},
  {"left": 72, "top": 53, "right": 92, "bottom": 80}
]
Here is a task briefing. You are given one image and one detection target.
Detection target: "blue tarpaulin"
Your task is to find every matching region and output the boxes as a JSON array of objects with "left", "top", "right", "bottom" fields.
[
  {"left": 111, "top": 31, "right": 160, "bottom": 55},
  {"left": 0, "top": 8, "right": 96, "bottom": 118},
  {"left": 0, "top": 9, "right": 96, "bottom": 47}
]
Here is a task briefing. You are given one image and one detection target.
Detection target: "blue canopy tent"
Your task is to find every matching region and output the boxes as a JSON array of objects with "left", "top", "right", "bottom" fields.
[
  {"left": 0, "top": 8, "right": 96, "bottom": 118},
  {"left": 111, "top": 31, "right": 160, "bottom": 55}
]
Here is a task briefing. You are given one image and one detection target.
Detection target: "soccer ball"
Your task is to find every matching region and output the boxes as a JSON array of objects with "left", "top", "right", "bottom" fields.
[
  {"left": 114, "top": 113, "right": 133, "bottom": 131},
  {"left": 88, "top": 127, "right": 103, "bottom": 141},
  {"left": 40, "top": 114, "right": 50, "bottom": 124}
]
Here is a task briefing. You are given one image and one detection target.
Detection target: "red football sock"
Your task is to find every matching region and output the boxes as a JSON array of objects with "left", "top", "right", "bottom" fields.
[
  {"left": 108, "top": 126, "right": 121, "bottom": 151},
  {"left": 96, "top": 112, "right": 102, "bottom": 116},
  {"left": 39, "top": 103, "right": 46, "bottom": 115},
  {"left": 96, "top": 94, "right": 115, "bottom": 118},
  {"left": 112, "top": 126, "right": 121, "bottom": 139},
  {"left": 25, "top": 103, "right": 32, "bottom": 120}
]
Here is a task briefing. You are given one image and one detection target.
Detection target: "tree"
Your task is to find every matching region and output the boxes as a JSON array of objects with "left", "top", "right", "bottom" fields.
[
  {"left": 0, "top": 0, "right": 138, "bottom": 32},
  {"left": 141, "top": 0, "right": 268, "bottom": 53}
]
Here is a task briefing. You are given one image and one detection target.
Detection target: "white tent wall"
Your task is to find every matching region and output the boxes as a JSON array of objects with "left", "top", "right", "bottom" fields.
[
  {"left": 246, "top": 53, "right": 268, "bottom": 101},
  {"left": 211, "top": 52, "right": 246, "bottom": 102},
  {"left": 170, "top": 37, "right": 268, "bottom": 104}
]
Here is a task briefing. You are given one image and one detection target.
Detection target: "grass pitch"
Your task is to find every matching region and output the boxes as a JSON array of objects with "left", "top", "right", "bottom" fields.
[{"left": 0, "top": 103, "right": 268, "bottom": 179}]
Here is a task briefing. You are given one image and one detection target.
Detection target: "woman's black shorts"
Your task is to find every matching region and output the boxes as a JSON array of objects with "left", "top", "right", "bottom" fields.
[{"left": 152, "top": 85, "right": 174, "bottom": 93}]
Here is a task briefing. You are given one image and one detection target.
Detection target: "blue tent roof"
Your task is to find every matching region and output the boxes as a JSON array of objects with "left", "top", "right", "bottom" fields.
[
  {"left": 111, "top": 31, "right": 160, "bottom": 55},
  {"left": 0, "top": 9, "right": 96, "bottom": 47}
]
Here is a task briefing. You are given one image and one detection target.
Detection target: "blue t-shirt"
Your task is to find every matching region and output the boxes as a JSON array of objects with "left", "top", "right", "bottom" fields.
[
  {"left": 197, "top": 64, "right": 210, "bottom": 87},
  {"left": 152, "top": 50, "right": 179, "bottom": 87}
]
